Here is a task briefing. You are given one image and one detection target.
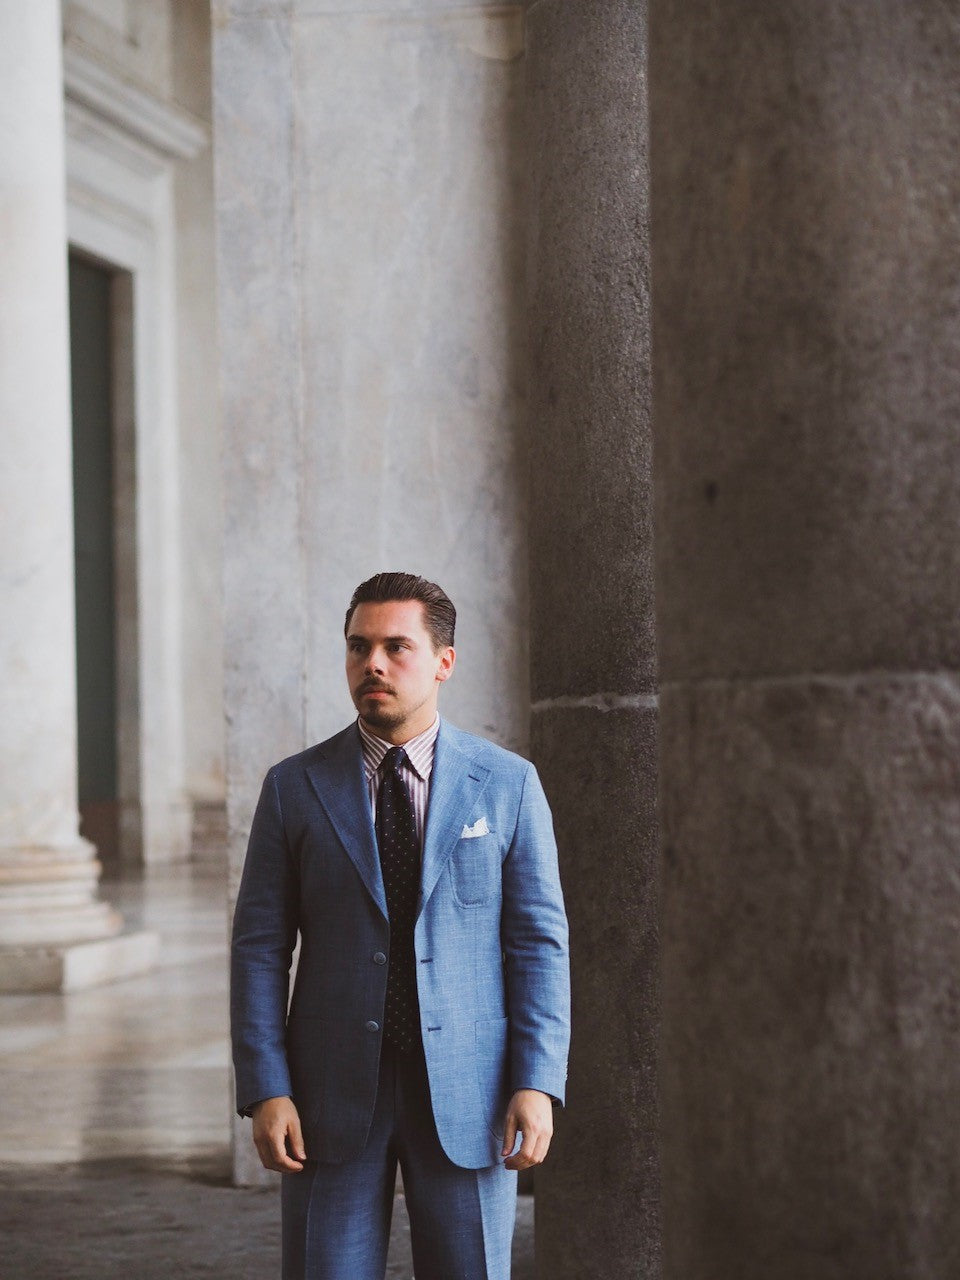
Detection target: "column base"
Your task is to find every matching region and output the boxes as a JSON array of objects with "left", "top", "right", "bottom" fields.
[{"left": 0, "top": 928, "right": 160, "bottom": 993}]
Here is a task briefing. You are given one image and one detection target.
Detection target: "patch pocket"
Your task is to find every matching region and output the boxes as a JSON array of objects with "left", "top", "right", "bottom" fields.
[{"left": 449, "top": 834, "right": 499, "bottom": 907}]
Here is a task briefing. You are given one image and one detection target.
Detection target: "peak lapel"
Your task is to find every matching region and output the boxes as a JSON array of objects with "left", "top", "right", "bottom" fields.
[
  {"left": 304, "top": 726, "right": 387, "bottom": 919},
  {"left": 420, "top": 724, "right": 491, "bottom": 914}
]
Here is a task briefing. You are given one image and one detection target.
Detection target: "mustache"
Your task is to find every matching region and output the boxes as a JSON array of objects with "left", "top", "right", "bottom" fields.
[{"left": 358, "top": 680, "right": 396, "bottom": 695}]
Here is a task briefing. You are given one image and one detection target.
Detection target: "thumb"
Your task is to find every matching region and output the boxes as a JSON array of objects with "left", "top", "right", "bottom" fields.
[{"left": 502, "top": 1110, "right": 518, "bottom": 1159}]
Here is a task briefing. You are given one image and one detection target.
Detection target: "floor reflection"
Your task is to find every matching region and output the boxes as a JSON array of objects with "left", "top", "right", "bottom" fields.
[{"left": 0, "top": 866, "right": 229, "bottom": 1166}]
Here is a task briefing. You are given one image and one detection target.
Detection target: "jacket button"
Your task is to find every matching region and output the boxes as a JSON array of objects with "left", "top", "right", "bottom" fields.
[
  {"left": 373, "top": 952, "right": 387, "bottom": 965},
  {"left": 365, "top": 1020, "right": 379, "bottom": 1033}
]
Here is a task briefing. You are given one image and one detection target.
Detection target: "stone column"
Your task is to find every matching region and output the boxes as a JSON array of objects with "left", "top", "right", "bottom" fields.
[
  {"left": 652, "top": 3, "right": 960, "bottom": 1276},
  {"left": 525, "top": 3, "right": 660, "bottom": 1276},
  {"left": 0, "top": 0, "right": 156, "bottom": 992}
]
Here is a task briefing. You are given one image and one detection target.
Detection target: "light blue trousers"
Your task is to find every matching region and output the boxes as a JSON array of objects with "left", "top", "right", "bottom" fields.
[{"left": 281, "top": 1042, "right": 517, "bottom": 1280}]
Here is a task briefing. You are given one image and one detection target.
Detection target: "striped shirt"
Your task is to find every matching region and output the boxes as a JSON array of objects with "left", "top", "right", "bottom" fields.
[{"left": 358, "top": 713, "right": 440, "bottom": 851}]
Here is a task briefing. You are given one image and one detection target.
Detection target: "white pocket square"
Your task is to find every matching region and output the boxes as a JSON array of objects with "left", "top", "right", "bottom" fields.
[{"left": 460, "top": 817, "right": 490, "bottom": 839}]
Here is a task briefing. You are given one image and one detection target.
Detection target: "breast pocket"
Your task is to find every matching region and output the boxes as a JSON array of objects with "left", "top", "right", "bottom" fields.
[{"left": 449, "top": 834, "right": 500, "bottom": 907}]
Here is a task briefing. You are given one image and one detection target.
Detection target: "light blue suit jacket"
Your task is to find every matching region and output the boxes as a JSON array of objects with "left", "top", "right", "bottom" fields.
[{"left": 231, "top": 718, "right": 570, "bottom": 1169}]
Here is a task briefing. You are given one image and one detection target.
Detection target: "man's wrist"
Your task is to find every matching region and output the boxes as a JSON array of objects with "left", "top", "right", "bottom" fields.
[
  {"left": 511, "top": 1086, "right": 560, "bottom": 1107},
  {"left": 243, "top": 1095, "right": 290, "bottom": 1118}
]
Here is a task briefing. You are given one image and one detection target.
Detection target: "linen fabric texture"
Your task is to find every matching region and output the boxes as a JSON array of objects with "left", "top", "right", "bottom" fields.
[{"left": 231, "top": 718, "right": 570, "bottom": 1170}]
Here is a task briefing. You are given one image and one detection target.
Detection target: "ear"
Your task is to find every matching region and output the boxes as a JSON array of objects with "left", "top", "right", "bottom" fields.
[{"left": 435, "top": 646, "right": 456, "bottom": 683}]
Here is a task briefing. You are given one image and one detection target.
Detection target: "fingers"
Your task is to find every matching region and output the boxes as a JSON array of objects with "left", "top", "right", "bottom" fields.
[
  {"left": 289, "top": 1109, "right": 306, "bottom": 1164},
  {"left": 252, "top": 1098, "right": 306, "bottom": 1173},
  {"left": 502, "top": 1090, "right": 554, "bottom": 1171},
  {"left": 503, "top": 1126, "right": 551, "bottom": 1171},
  {"left": 501, "top": 1111, "right": 518, "bottom": 1160}
]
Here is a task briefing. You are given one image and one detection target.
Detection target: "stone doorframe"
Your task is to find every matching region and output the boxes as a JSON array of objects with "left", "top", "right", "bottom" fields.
[{"left": 62, "top": 36, "right": 207, "bottom": 865}]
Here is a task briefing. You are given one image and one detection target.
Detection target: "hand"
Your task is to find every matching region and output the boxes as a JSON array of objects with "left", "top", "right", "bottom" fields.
[
  {"left": 501, "top": 1089, "right": 554, "bottom": 1171},
  {"left": 251, "top": 1096, "right": 306, "bottom": 1173}
]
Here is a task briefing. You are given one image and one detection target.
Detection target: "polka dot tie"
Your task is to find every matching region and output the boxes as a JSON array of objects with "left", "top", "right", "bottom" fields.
[{"left": 375, "top": 747, "right": 421, "bottom": 1053}]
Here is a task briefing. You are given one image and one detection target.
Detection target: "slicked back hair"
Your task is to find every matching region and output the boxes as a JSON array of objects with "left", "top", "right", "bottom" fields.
[{"left": 344, "top": 572, "right": 456, "bottom": 652}]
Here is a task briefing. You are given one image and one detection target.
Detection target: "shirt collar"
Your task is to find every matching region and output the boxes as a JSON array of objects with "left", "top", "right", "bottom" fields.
[{"left": 358, "top": 713, "right": 440, "bottom": 782}]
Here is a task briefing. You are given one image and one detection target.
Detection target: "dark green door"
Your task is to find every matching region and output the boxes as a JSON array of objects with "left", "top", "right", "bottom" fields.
[{"left": 69, "top": 253, "right": 119, "bottom": 864}]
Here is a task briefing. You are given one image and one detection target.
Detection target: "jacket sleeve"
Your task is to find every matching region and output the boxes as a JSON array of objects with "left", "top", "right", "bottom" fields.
[
  {"left": 230, "top": 768, "right": 300, "bottom": 1116},
  {"left": 500, "top": 761, "right": 571, "bottom": 1104}
]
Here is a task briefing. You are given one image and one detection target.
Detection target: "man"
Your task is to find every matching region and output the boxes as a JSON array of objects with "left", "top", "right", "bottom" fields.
[{"left": 231, "top": 571, "right": 570, "bottom": 1280}]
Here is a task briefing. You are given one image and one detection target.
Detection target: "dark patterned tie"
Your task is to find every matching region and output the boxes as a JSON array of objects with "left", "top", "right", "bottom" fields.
[{"left": 376, "top": 746, "right": 421, "bottom": 1053}]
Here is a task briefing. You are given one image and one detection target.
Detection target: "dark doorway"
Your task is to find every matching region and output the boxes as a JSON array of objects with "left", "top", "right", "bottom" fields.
[{"left": 69, "top": 252, "right": 120, "bottom": 865}]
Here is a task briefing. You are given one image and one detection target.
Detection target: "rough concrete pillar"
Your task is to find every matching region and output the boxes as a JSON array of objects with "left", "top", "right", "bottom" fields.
[
  {"left": 525, "top": 3, "right": 659, "bottom": 1276},
  {"left": 0, "top": 0, "right": 156, "bottom": 991},
  {"left": 652, "top": 3, "right": 960, "bottom": 1276}
]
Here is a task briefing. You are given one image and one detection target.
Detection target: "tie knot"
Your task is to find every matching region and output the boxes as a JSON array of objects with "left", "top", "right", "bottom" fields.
[{"left": 383, "top": 746, "right": 408, "bottom": 776}]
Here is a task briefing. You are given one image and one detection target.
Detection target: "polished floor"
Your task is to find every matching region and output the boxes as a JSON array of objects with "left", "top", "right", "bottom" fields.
[
  {"left": 0, "top": 869, "right": 229, "bottom": 1167},
  {"left": 0, "top": 866, "right": 533, "bottom": 1279}
]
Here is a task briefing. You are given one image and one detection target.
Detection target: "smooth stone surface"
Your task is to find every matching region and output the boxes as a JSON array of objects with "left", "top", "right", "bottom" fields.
[
  {"left": 214, "top": 11, "right": 306, "bottom": 906},
  {"left": 532, "top": 705, "right": 660, "bottom": 1279},
  {"left": 0, "top": 0, "right": 131, "bottom": 950},
  {"left": 171, "top": 0, "right": 225, "bottom": 809},
  {"left": 0, "top": 869, "right": 228, "bottom": 1164},
  {"left": 660, "top": 674, "right": 960, "bottom": 1278},
  {"left": 1, "top": 0, "right": 83, "bottom": 850},
  {"left": 0, "top": 929, "right": 160, "bottom": 995},
  {"left": 651, "top": 0, "right": 960, "bottom": 682},
  {"left": 292, "top": 7, "right": 529, "bottom": 753},
  {"left": 526, "top": 0, "right": 654, "bottom": 703}
]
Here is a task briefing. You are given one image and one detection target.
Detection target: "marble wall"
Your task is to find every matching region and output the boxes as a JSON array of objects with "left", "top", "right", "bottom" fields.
[
  {"left": 171, "top": 0, "right": 224, "bottom": 807},
  {"left": 2, "top": 0, "right": 83, "bottom": 861},
  {"left": 215, "top": 0, "right": 530, "bottom": 896}
]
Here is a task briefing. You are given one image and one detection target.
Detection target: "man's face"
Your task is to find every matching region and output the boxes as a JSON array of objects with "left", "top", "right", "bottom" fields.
[{"left": 345, "top": 599, "right": 455, "bottom": 743}]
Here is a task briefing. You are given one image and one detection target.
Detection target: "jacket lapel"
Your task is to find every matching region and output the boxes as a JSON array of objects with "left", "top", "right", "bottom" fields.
[
  {"left": 420, "top": 722, "right": 491, "bottom": 914},
  {"left": 304, "top": 725, "right": 387, "bottom": 920}
]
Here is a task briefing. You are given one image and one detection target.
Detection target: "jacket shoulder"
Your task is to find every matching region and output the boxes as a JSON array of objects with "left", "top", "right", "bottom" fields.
[
  {"left": 265, "top": 724, "right": 357, "bottom": 781},
  {"left": 442, "top": 722, "right": 534, "bottom": 780}
]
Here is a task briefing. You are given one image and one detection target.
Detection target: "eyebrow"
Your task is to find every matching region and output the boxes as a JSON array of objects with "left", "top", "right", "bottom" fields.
[{"left": 346, "top": 633, "right": 417, "bottom": 646}]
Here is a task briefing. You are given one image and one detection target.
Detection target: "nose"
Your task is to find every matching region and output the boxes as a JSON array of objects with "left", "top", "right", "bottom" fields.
[{"left": 364, "top": 649, "right": 385, "bottom": 675}]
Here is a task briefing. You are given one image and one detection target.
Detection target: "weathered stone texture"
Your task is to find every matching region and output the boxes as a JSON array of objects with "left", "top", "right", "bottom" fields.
[
  {"left": 526, "top": 0, "right": 654, "bottom": 703},
  {"left": 661, "top": 675, "right": 960, "bottom": 1279},
  {"left": 652, "top": 0, "right": 960, "bottom": 682},
  {"left": 533, "top": 706, "right": 660, "bottom": 1280},
  {"left": 653, "top": 3, "right": 960, "bottom": 1276},
  {"left": 525, "top": 2, "right": 659, "bottom": 1275}
]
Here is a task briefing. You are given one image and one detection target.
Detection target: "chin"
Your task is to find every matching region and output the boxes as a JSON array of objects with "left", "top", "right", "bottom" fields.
[{"left": 360, "top": 704, "right": 402, "bottom": 729}]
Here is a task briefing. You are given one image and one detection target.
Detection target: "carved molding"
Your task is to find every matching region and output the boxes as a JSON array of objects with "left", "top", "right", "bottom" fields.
[{"left": 62, "top": 36, "right": 209, "bottom": 162}]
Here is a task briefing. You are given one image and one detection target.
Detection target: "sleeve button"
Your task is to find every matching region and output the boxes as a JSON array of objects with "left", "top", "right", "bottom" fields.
[
  {"left": 373, "top": 952, "right": 387, "bottom": 965},
  {"left": 365, "top": 1020, "right": 380, "bottom": 1033}
]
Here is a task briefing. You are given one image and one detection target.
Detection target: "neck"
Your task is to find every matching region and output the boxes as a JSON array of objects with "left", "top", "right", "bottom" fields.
[{"left": 359, "top": 710, "right": 438, "bottom": 747}]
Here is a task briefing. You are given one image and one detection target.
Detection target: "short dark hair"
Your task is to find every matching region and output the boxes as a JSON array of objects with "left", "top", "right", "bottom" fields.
[{"left": 344, "top": 572, "right": 456, "bottom": 651}]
